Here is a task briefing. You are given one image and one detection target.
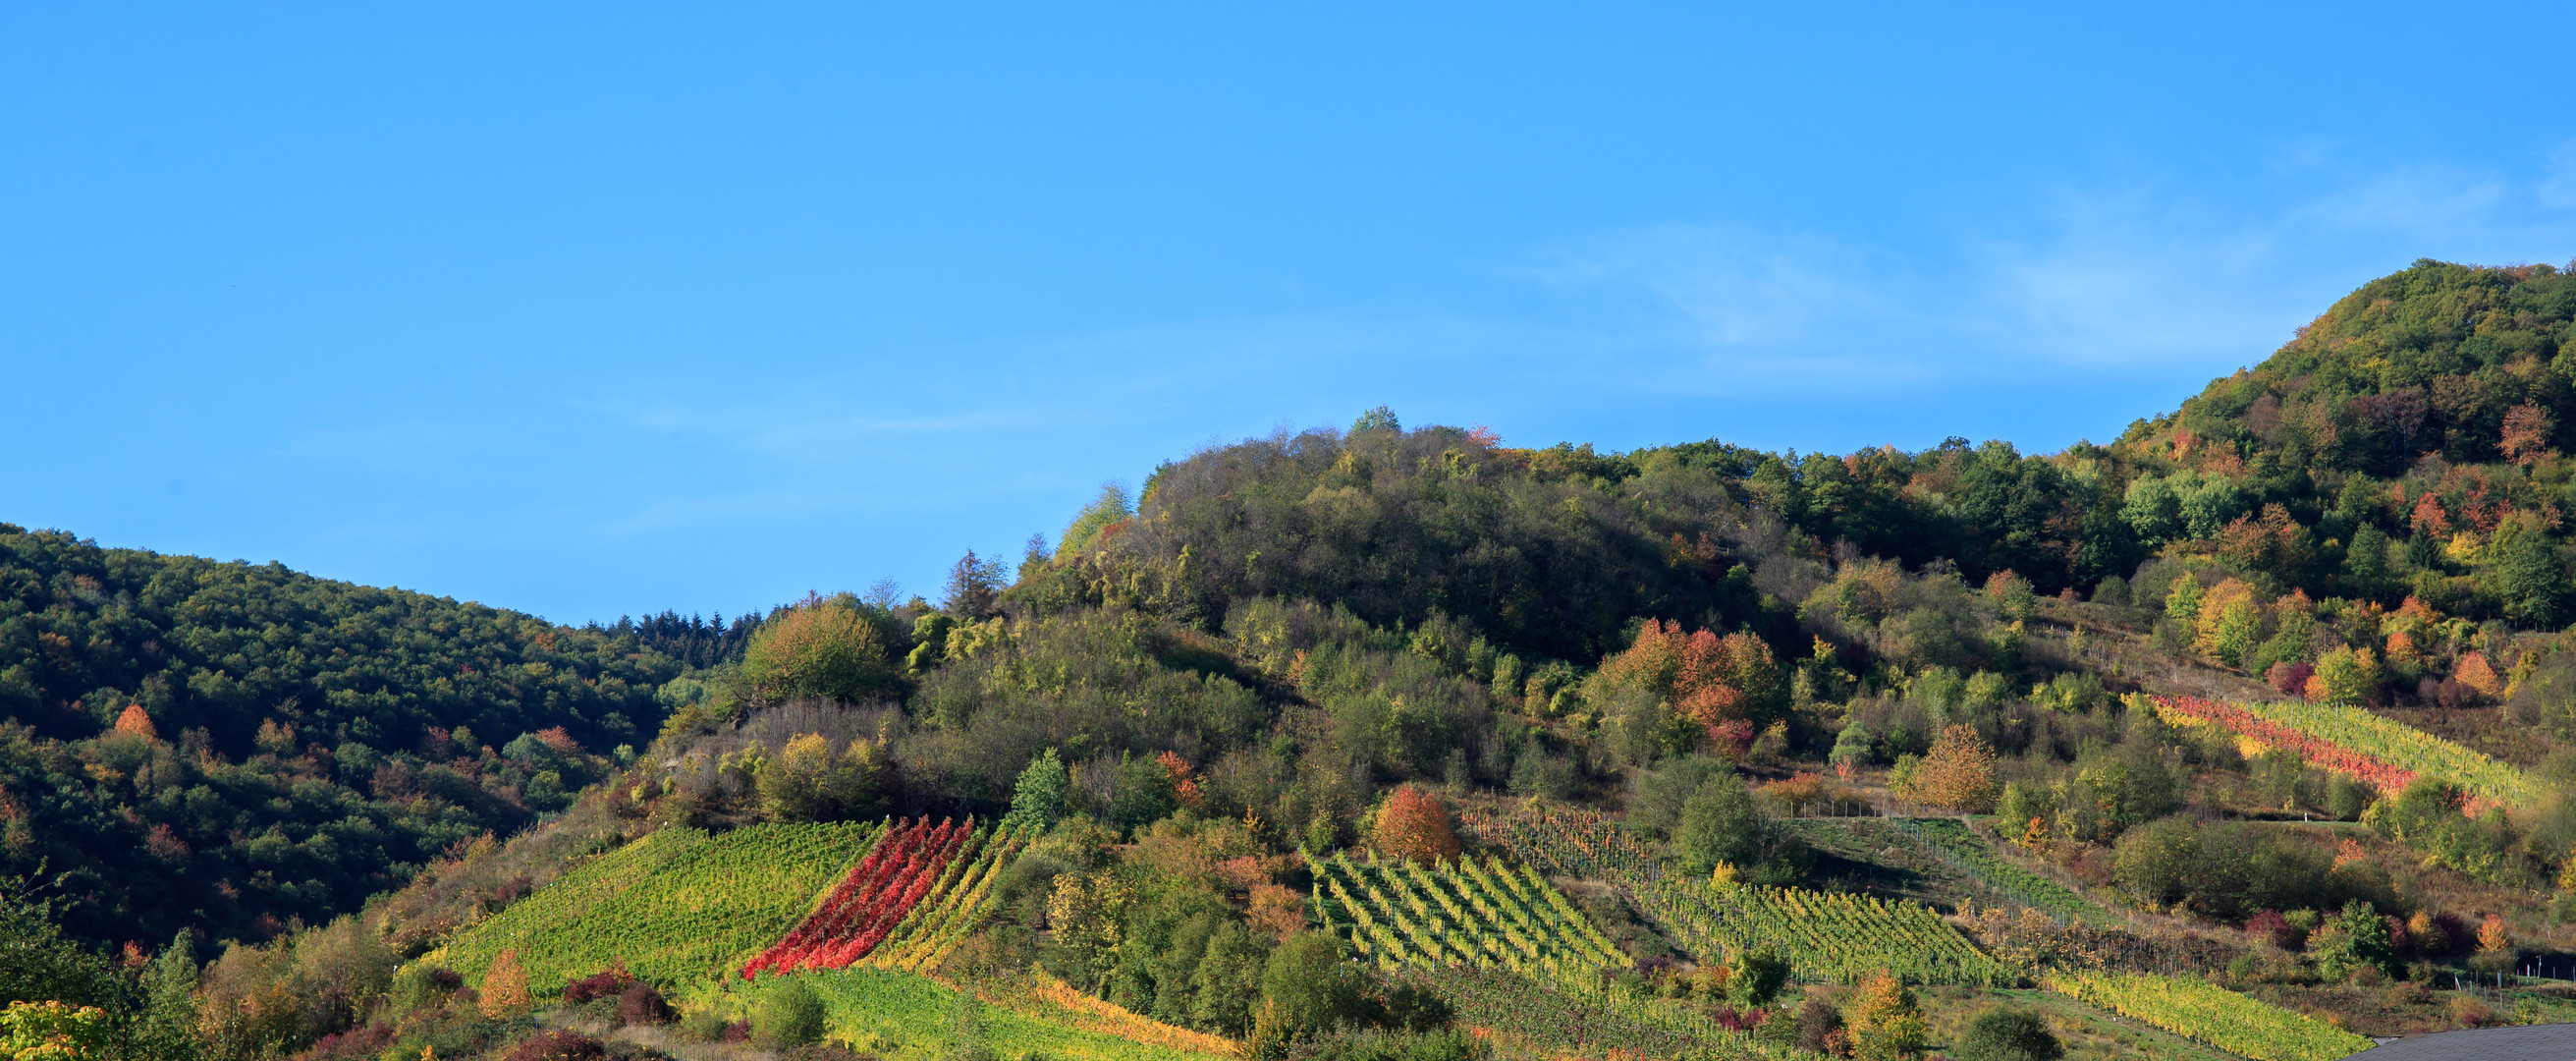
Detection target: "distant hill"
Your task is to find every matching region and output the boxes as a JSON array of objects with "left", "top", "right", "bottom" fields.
[{"left": 0, "top": 526, "right": 683, "bottom": 947}]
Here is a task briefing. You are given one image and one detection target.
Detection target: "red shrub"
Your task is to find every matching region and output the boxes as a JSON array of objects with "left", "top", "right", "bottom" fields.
[
  {"left": 2244, "top": 910, "right": 2299, "bottom": 950},
  {"left": 564, "top": 962, "right": 635, "bottom": 1003}
]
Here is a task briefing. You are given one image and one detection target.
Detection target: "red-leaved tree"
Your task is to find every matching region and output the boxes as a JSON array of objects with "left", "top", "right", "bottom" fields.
[{"left": 1372, "top": 786, "right": 1461, "bottom": 864}]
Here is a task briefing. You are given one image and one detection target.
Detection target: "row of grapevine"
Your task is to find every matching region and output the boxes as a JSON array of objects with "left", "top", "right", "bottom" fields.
[
  {"left": 430, "top": 821, "right": 882, "bottom": 993},
  {"left": 742, "top": 816, "right": 975, "bottom": 977},
  {"left": 1465, "top": 804, "right": 2009, "bottom": 986},
  {"left": 2152, "top": 695, "right": 2536, "bottom": 807},
  {"left": 1306, "top": 850, "right": 1623, "bottom": 977},
  {"left": 2043, "top": 971, "right": 2374, "bottom": 1061},
  {"left": 1397, "top": 966, "right": 1805, "bottom": 1061},
  {"left": 711, "top": 967, "right": 1238, "bottom": 1061},
  {"left": 1646, "top": 875, "right": 2011, "bottom": 987},
  {"left": 865, "top": 823, "right": 1034, "bottom": 973},
  {"left": 1891, "top": 818, "right": 2114, "bottom": 926}
]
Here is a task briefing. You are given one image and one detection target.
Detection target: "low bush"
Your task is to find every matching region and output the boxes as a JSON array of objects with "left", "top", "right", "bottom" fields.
[
  {"left": 500, "top": 1030, "right": 608, "bottom": 1061},
  {"left": 616, "top": 982, "right": 675, "bottom": 1026},
  {"left": 757, "top": 977, "right": 828, "bottom": 1047}
]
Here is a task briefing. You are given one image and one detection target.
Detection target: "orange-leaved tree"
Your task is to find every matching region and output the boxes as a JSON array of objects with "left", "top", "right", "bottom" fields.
[
  {"left": 2454, "top": 652, "right": 2503, "bottom": 699},
  {"left": 1895, "top": 724, "right": 1997, "bottom": 813},
  {"left": 112, "top": 704, "right": 157, "bottom": 742},
  {"left": 479, "top": 949, "right": 531, "bottom": 1019},
  {"left": 1372, "top": 785, "right": 1460, "bottom": 863}
]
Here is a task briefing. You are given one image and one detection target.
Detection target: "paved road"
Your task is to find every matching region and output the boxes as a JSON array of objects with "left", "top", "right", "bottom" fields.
[{"left": 2351, "top": 1023, "right": 2576, "bottom": 1060}]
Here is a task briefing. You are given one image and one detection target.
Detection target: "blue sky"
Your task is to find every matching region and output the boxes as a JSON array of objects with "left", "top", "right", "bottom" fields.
[{"left": 6, "top": 4, "right": 2575, "bottom": 625}]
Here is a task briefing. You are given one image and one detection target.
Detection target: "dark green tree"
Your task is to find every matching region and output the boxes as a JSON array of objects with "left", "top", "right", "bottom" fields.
[
  {"left": 1955, "top": 1006, "right": 2062, "bottom": 1061},
  {"left": 1005, "top": 749, "right": 1070, "bottom": 832}
]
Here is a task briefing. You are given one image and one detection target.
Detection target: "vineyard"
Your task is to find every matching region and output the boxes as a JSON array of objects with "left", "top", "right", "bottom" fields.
[
  {"left": 865, "top": 820, "right": 1033, "bottom": 973},
  {"left": 1464, "top": 804, "right": 2010, "bottom": 986},
  {"left": 431, "top": 821, "right": 882, "bottom": 994},
  {"left": 1895, "top": 818, "right": 2115, "bottom": 926},
  {"left": 743, "top": 817, "right": 1024, "bottom": 977},
  {"left": 1306, "top": 850, "right": 1624, "bottom": 976},
  {"left": 2043, "top": 971, "right": 2375, "bottom": 1061},
  {"left": 1648, "top": 874, "right": 2012, "bottom": 987},
  {"left": 703, "top": 967, "right": 1237, "bottom": 1061},
  {"left": 2151, "top": 695, "right": 2537, "bottom": 807},
  {"left": 1398, "top": 966, "right": 1808, "bottom": 1061}
]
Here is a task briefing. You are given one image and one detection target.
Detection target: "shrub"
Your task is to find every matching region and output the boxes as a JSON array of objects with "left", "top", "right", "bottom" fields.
[
  {"left": 1795, "top": 997, "right": 1843, "bottom": 1055},
  {"left": 563, "top": 962, "right": 635, "bottom": 1004},
  {"left": 674, "top": 1009, "right": 730, "bottom": 1042},
  {"left": 740, "top": 596, "right": 901, "bottom": 704},
  {"left": 391, "top": 966, "right": 464, "bottom": 1012},
  {"left": 1896, "top": 724, "right": 1997, "bottom": 812},
  {"left": 501, "top": 1030, "right": 609, "bottom": 1061},
  {"left": 616, "top": 982, "right": 675, "bottom": 1026},
  {"left": 2244, "top": 910, "right": 2299, "bottom": 950},
  {"left": 757, "top": 978, "right": 827, "bottom": 1047},
  {"left": 1955, "top": 1006, "right": 2061, "bottom": 1061}
]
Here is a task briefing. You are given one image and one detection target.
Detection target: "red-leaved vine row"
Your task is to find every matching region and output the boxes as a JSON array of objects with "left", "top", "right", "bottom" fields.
[
  {"left": 2150, "top": 696, "right": 2417, "bottom": 795},
  {"left": 741, "top": 816, "right": 972, "bottom": 978}
]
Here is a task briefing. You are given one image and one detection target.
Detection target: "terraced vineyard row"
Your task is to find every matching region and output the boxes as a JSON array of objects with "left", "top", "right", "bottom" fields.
[
  {"left": 2152, "top": 695, "right": 2536, "bottom": 807},
  {"left": 1306, "top": 851, "right": 1623, "bottom": 976},
  {"left": 2044, "top": 971, "right": 2374, "bottom": 1061},
  {"left": 1464, "top": 804, "right": 2009, "bottom": 985},
  {"left": 744, "top": 816, "right": 995, "bottom": 977},
  {"left": 1648, "top": 874, "right": 2012, "bottom": 986},
  {"left": 1399, "top": 966, "right": 1807, "bottom": 1061},
  {"left": 431, "top": 821, "right": 883, "bottom": 994},
  {"left": 866, "top": 821, "right": 1034, "bottom": 973},
  {"left": 1895, "top": 818, "right": 2115, "bottom": 926}
]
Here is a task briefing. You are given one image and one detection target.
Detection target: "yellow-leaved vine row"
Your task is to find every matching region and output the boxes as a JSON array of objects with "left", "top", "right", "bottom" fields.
[{"left": 2044, "top": 971, "right": 2373, "bottom": 1061}]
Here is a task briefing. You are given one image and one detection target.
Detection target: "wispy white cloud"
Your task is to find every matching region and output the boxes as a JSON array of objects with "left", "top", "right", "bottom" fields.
[{"left": 1513, "top": 153, "right": 2576, "bottom": 386}]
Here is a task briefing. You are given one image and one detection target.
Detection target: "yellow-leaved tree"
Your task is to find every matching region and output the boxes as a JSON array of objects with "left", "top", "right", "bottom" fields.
[
  {"left": 756, "top": 732, "right": 886, "bottom": 822},
  {"left": 740, "top": 593, "right": 901, "bottom": 704},
  {"left": 1844, "top": 969, "right": 1926, "bottom": 1061}
]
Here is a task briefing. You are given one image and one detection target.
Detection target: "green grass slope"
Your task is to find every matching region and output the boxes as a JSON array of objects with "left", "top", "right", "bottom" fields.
[
  {"left": 431, "top": 820, "right": 881, "bottom": 994},
  {"left": 703, "top": 968, "right": 1238, "bottom": 1061}
]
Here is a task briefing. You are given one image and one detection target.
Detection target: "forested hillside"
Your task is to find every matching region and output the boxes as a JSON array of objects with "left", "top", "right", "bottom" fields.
[
  {"left": 17, "top": 257, "right": 2576, "bottom": 1061},
  {"left": 0, "top": 528, "right": 685, "bottom": 946}
]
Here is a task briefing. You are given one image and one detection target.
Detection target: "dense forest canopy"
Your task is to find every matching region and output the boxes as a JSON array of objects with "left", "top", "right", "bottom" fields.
[{"left": 0, "top": 527, "right": 685, "bottom": 945}]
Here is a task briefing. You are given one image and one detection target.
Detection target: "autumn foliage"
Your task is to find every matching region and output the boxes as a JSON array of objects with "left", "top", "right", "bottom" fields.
[
  {"left": 1372, "top": 785, "right": 1461, "bottom": 864},
  {"left": 479, "top": 949, "right": 531, "bottom": 1019},
  {"left": 1895, "top": 725, "right": 1997, "bottom": 813},
  {"left": 741, "top": 817, "right": 971, "bottom": 977},
  {"left": 111, "top": 704, "right": 157, "bottom": 742},
  {"left": 2454, "top": 652, "right": 2503, "bottom": 698},
  {"left": 1596, "top": 620, "right": 1787, "bottom": 753}
]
